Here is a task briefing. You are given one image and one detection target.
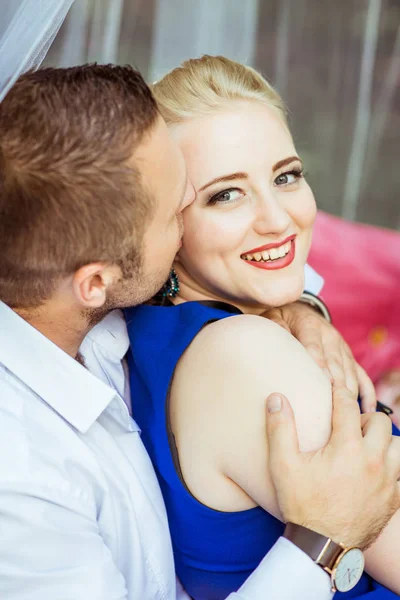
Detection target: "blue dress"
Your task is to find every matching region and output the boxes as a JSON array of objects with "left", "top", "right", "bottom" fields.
[{"left": 125, "top": 301, "right": 399, "bottom": 600}]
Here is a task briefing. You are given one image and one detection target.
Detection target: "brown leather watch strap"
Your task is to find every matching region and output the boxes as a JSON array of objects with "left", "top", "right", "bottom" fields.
[{"left": 283, "top": 522, "right": 344, "bottom": 571}]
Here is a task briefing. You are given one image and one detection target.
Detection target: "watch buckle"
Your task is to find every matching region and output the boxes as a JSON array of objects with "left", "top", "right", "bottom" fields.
[{"left": 315, "top": 538, "right": 345, "bottom": 592}]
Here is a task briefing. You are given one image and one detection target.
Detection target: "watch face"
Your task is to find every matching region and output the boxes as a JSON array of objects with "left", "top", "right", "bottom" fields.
[{"left": 334, "top": 548, "right": 365, "bottom": 593}]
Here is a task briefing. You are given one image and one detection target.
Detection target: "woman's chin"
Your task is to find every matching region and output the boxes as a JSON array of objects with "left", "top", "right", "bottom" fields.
[{"left": 250, "top": 280, "right": 304, "bottom": 309}]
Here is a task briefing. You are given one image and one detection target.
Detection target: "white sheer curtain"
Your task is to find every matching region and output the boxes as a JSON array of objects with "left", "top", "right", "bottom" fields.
[
  {"left": 0, "top": 0, "right": 75, "bottom": 100},
  {"left": 149, "top": 0, "right": 259, "bottom": 82},
  {"left": 53, "top": 0, "right": 124, "bottom": 67}
]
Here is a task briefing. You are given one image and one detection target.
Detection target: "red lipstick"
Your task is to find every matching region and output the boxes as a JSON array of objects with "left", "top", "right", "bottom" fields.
[
  {"left": 242, "top": 235, "right": 296, "bottom": 271},
  {"left": 243, "top": 234, "right": 296, "bottom": 255}
]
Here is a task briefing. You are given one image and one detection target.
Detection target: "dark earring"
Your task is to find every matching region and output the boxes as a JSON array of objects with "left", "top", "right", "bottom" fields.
[{"left": 162, "top": 269, "right": 180, "bottom": 298}]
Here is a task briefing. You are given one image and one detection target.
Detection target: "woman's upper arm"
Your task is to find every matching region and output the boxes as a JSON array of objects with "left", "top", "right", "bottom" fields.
[{"left": 171, "top": 315, "right": 332, "bottom": 520}]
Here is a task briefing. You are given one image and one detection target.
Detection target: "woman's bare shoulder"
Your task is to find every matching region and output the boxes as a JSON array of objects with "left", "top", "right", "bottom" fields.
[
  {"left": 173, "top": 313, "right": 332, "bottom": 450},
  {"left": 170, "top": 313, "right": 332, "bottom": 516}
]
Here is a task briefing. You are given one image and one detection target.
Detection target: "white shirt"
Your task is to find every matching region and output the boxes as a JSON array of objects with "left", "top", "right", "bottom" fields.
[{"left": 0, "top": 266, "right": 332, "bottom": 600}]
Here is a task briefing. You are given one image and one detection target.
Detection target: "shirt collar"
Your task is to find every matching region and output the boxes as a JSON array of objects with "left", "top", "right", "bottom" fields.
[
  {"left": 0, "top": 301, "right": 119, "bottom": 433},
  {"left": 304, "top": 264, "right": 324, "bottom": 296},
  {"left": 82, "top": 309, "right": 130, "bottom": 361}
]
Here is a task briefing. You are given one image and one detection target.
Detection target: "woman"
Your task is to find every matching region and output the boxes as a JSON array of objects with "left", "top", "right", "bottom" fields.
[{"left": 124, "top": 56, "right": 400, "bottom": 599}]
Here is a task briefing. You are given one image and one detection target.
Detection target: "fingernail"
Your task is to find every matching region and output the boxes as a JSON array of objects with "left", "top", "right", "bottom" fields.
[{"left": 267, "top": 394, "right": 282, "bottom": 413}]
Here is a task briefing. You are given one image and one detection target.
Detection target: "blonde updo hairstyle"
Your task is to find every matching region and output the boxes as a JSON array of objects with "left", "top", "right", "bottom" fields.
[{"left": 152, "top": 55, "right": 287, "bottom": 128}]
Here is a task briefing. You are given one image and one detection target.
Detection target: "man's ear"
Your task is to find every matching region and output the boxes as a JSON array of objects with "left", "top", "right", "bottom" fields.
[{"left": 72, "top": 263, "right": 120, "bottom": 308}]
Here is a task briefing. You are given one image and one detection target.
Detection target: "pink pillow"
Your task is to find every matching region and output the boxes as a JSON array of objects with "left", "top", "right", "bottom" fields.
[{"left": 308, "top": 212, "right": 400, "bottom": 383}]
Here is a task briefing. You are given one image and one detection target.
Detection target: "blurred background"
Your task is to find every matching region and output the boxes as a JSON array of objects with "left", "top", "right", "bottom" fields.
[{"left": 40, "top": 0, "right": 400, "bottom": 230}]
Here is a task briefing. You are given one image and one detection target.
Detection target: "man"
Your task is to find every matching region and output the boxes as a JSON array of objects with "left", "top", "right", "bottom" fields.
[{"left": 0, "top": 64, "right": 398, "bottom": 600}]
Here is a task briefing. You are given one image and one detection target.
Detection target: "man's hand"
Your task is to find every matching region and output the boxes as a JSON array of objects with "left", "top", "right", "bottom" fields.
[
  {"left": 265, "top": 386, "right": 400, "bottom": 549},
  {"left": 264, "top": 302, "right": 376, "bottom": 413}
]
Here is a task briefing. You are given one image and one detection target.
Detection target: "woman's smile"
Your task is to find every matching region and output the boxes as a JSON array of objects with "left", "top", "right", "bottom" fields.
[{"left": 241, "top": 235, "right": 296, "bottom": 270}]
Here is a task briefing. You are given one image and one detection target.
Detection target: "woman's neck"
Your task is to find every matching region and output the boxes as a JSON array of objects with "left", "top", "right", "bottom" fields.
[{"left": 170, "top": 280, "right": 267, "bottom": 316}]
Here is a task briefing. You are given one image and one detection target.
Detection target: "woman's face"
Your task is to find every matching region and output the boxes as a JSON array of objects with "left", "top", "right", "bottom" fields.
[{"left": 173, "top": 101, "right": 317, "bottom": 312}]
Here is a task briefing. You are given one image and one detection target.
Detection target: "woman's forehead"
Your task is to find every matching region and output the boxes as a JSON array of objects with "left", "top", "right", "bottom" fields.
[{"left": 175, "top": 104, "right": 295, "bottom": 185}]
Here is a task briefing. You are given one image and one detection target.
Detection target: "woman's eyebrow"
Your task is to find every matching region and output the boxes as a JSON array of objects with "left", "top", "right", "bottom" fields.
[
  {"left": 198, "top": 156, "right": 302, "bottom": 192},
  {"left": 273, "top": 156, "right": 302, "bottom": 171},
  {"left": 198, "top": 172, "right": 249, "bottom": 192}
]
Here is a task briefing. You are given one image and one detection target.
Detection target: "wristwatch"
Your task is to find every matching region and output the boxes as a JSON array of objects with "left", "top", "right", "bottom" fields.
[
  {"left": 299, "top": 291, "right": 332, "bottom": 324},
  {"left": 283, "top": 522, "right": 365, "bottom": 592}
]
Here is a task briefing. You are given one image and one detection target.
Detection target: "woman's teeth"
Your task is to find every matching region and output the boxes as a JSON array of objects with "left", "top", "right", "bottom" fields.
[{"left": 242, "top": 241, "right": 291, "bottom": 262}]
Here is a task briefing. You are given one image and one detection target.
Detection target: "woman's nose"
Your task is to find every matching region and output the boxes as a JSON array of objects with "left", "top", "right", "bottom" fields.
[{"left": 253, "top": 194, "right": 291, "bottom": 235}]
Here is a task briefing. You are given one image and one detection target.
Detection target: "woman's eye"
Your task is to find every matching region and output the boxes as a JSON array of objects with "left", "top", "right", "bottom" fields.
[
  {"left": 275, "top": 169, "right": 303, "bottom": 186},
  {"left": 208, "top": 188, "right": 243, "bottom": 205}
]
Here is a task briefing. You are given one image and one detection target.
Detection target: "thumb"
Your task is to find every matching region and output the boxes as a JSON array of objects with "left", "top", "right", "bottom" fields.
[{"left": 266, "top": 393, "right": 300, "bottom": 467}]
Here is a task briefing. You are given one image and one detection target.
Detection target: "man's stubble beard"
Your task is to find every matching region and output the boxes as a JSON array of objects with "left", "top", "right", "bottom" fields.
[{"left": 83, "top": 258, "right": 172, "bottom": 327}]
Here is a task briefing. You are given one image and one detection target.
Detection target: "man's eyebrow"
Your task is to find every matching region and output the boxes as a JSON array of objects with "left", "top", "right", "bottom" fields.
[
  {"left": 198, "top": 172, "right": 249, "bottom": 193},
  {"left": 272, "top": 156, "right": 303, "bottom": 171}
]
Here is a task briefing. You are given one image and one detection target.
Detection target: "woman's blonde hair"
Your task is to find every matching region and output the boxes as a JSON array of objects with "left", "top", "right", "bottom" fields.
[{"left": 152, "top": 55, "right": 287, "bottom": 126}]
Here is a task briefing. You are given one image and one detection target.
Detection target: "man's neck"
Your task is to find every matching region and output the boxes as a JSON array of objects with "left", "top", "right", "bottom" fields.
[{"left": 15, "top": 303, "right": 90, "bottom": 359}]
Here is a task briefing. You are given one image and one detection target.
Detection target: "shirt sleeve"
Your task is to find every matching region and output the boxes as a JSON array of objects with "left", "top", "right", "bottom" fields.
[
  {"left": 304, "top": 264, "right": 324, "bottom": 295},
  {"left": 0, "top": 477, "right": 128, "bottom": 600},
  {"left": 176, "top": 538, "right": 334, "bottom": 600},
  {"left": 220, "top": 538, "right": 334, "bottom": 600},
  {"left": 178, "top": 537, "right": 398, "bottom": 599}
]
